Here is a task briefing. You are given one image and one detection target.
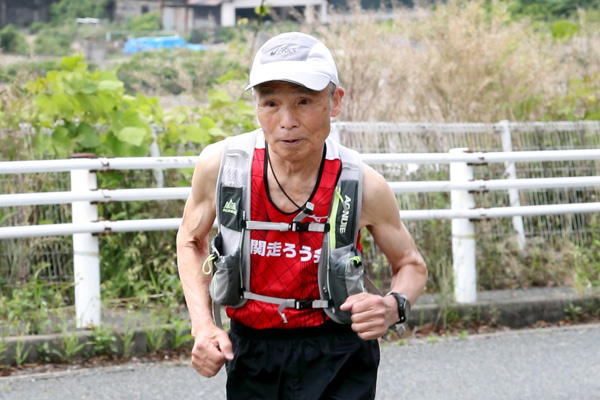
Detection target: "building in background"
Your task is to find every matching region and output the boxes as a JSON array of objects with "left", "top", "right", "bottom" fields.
[
  {"left": 0, "top": 0, "right": 60, "bottom": 29},
  {"left": 161, "top": 0, "right": 328, "bottom": 36},
  {"left": 113, "top": 0, "right": 162, "bottom": 22}
]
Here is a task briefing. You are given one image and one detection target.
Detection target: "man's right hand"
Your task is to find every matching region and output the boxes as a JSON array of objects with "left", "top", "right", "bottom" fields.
[{"left": 191, "top": 325, "right": 234, "bottom": 377}]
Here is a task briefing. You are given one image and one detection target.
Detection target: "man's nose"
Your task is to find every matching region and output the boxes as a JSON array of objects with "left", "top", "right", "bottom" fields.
[{"left": 279, "top": 106, "right": 300, "bottom": 130}]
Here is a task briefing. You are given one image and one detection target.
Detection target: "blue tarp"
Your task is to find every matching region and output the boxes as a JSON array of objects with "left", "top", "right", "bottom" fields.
[
  {"left": 185, "top": 43, "right": 208, "bottom": 51},
  {"left": 123, "top": 36, "right": 207, "bottom": 54}
]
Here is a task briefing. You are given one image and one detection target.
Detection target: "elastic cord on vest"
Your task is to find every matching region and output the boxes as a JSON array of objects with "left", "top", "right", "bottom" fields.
[{"left": 202, "top": 254, "right": 216, "bottom": 275}]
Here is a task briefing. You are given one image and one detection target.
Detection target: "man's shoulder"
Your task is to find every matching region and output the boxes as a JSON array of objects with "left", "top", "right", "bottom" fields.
[
  {"left": 198, "top": 130, "right": 260, "bottom": 162},
  {"left": 325, "top": 136, "right": 361, "bottom": 162},
  {"left": 224, "top": 129, "right": 264, "bottom": 147}
]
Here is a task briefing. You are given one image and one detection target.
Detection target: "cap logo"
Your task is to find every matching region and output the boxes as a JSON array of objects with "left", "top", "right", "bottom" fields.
[
  {"left": 261, "top": 42, "right": 311, "bottom": 64},
  {"left": 270, "top": 46, "right": 297, "bottom": 56}
]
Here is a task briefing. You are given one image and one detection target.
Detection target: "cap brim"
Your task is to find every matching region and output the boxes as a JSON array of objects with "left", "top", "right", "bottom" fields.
[{"left": 245, "top": 62, "right": 332, "bottom": 91}]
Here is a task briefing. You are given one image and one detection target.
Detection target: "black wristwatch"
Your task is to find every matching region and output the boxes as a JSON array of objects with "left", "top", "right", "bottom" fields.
[{"left": 387, "top": 292, "right": 411, "bottom": 329}]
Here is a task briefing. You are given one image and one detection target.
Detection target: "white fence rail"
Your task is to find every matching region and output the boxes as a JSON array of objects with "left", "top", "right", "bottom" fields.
[{"left": 1, "top": 121, "right": 600, "bottom": 328}]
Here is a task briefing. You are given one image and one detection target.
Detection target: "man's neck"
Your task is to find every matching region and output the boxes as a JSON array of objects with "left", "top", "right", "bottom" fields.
[
  {"left": 267, "top": 143, "right": 325, "bottom": 178},
  {"left": 266, "top": 143, "right": 326, "bottom": 212}
]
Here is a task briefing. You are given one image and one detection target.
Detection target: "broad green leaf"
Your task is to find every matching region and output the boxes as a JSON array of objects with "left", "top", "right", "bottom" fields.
[
  {"left": 208, "top": 90, "right": 231, "bottom": 106},
  {"left": 60, "top": 54, "right": 86, "bottom": 72},
  {"left": 63, "top": 121, "right": 79, "bottom": 136},
  {"left": 198, "top": 116, "right": 217, "bottom": 130},
  {"left": 209, "top": 127, "right": 227, "bottom": 138},
  {"left": 35, "top": 94, "right": 55, "bottom": 117},
  {"left": 54, "top": 93, "right": 75, "bottom": 117},
  {"left": 117, "top": 126, "right": 147, "bottom": 146},
  {"left": 95, "top": 70, "right": 119, "bottom": 81},
  {"left": 75, "top": 93, "right": 95, "bottom": 112},
  {"left": 33, "top": 132, "right": 53, "bottom": 155},
  {"left": 98, "top": 80, "right": 124, "bottom": 92},
  {"left": 164, "top": 110, "right": 187, "bottom": 125},
  {"left": 76, "top": 123, "right": 101, "bottom": 148},
  {"left": 77, "top": 122, "right": 95, "bottom": 136},
  {"left": 236, "top": 100, "right": 256, "bottom": 116},
  {"left": 78, "top": 131, "right": 102, "bottom": 148},
  {"left": 162, "top": 148, "right": 178, "bottom": 157},
  {"left": 81, "top": 80, "right": 98, "bottom": 94},
  {"left": 121, "top": 109, "right": 148, "bottom": 128},
  {"left": 51, "top": 126, "right": 71, "bottom": 150},
  {"left": 106, "top": 131, "right": 149, "bottom": 157},
  {"left": 184, "top": 125, "right": 210, "bottom": 144},
  {"left": 98, "top": 92, "right": 119, "bottom": 113}
]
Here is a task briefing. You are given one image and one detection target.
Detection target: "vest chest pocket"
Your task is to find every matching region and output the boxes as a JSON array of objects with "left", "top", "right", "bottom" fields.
[
  {"left": 209, "top": 232, "right": 246, "bottom": 308},
  {"left": 327, "top": 244, "right": 365, "bottom": 324}
]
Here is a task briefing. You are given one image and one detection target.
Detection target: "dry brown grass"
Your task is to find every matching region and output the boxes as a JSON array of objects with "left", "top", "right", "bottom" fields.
[{"left": 304, "top": 0, "right": 600, "bottom": 122}]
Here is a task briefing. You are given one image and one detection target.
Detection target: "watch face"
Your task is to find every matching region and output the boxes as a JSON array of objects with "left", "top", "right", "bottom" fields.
[{"left": 402, "top": 295, "right": 411, "bottom": 320}]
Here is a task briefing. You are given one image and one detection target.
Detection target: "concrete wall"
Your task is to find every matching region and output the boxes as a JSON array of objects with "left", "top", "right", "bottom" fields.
[{"left": 161, "top": 6, "right": 193, "bottom": 35}]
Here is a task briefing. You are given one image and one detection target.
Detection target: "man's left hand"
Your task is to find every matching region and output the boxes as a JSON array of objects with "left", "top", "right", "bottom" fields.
[{"left": 340, "top": 293, "right": 397, "bottom": 340}]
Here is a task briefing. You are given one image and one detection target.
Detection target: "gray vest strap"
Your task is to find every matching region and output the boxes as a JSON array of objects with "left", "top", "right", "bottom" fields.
[
  {"left": 245, "top": 219, "right": 328, "bottom": 232},
  {"left": 243, "top": 291, "right": 330, "bottom": 324}
]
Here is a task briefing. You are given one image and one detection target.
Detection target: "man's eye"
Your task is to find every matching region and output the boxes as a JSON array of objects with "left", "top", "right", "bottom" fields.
[
  {"left": 267, "top": 101, "right": 276, "bottom": 107},
  {"left": 299, "top": 99, "right": 310, "bottom": 105}
]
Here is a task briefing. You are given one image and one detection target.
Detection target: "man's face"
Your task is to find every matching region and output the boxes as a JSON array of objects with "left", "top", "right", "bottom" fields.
[{"left": 254, "top": 81, "right": 343, "bottom": 164}]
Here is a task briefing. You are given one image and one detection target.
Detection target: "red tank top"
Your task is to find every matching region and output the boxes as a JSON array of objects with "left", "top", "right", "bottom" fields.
[{"left": 226, "top": 144, "right": 343, "bottom": 329}]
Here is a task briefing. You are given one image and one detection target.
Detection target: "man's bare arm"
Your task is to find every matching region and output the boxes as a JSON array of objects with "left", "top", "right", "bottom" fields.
[
  {"left": 176, "top": 141, "right": 233, "bottom": 377},
  {"left": 341, "top": 164, "right": 428, "bottom": 339},
  {"left": 361, "top": 164, "right": 428, "bottom": 304}
]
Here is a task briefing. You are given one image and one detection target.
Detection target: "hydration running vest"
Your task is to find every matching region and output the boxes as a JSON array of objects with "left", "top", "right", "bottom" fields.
[{"left": 207, "top": 129, "right": 375, "bottom": 326}]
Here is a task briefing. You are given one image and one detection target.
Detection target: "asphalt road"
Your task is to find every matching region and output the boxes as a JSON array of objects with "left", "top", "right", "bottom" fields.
[{"left": 1, "top": 324, "right": 599, "bottom": 400}]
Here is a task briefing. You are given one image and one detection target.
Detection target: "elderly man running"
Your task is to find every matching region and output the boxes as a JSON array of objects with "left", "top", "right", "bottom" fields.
[{"left": 176, "top": 31, "right": 428, "bottom": 400}]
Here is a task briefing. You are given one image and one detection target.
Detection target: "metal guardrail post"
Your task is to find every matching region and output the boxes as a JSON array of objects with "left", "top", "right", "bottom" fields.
[
  {"left": 450, "top": 148, "right": 477, "bottom": 303},
  {"left": 70, "top": 154, "right": 101, "bottom": 329},
  {"left": 499, "top": 120, "right": 526, "bottom": 255}
]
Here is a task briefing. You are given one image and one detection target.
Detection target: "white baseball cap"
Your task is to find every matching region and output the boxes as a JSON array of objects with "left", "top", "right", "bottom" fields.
[{"left": 246, "top": 32, "right": 339, "bottom": 91}]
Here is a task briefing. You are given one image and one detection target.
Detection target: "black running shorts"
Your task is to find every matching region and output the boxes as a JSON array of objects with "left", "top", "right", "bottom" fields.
[{"left": 226, "top": 320, "right": 380, "bottom": 400}]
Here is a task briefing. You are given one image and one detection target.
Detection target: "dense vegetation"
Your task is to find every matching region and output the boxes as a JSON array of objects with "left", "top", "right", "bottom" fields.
[{"left": 0, "top": 0, "right": 599, "bottom": 351}]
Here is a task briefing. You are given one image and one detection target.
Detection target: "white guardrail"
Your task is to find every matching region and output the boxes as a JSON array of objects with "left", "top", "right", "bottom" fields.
[{"left": 2, "top": 137, "right": 600, "bottom": 328}]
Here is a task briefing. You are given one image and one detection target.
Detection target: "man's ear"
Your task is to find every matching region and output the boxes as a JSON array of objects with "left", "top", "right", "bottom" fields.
[{"left": 330, "top": 86, "right": 345, "bottom": 118}]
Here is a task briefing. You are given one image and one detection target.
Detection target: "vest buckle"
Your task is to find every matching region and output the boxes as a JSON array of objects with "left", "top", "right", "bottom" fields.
[
  {"left": 291, "top": 221, "right": 311, "bottom": 232},
  {"left": 294, "top": 299, "right": 313, "bottom": 310}
]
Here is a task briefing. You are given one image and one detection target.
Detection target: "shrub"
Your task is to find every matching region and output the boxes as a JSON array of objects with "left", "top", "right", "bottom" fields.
[
  {"left": 33, "top": 25, "right": 76, "bottom": 56},
  {"left": 126, "top": 11, "right": 161, "bottom": 32},
  {"left": 0, "top": 24, "right": 28, "bottom": 55},
  {"left": 0, "top": 60, "right": 59, "bottom": 84},
  {"left": 49, "top": 0, "right": 113, "bottom": 25},
  {"left": 28, "top": 21, "right": 47, "bottom": 35},
  {"left": 116, "top": 47, "right": 247, "bottom": 98},
  {"left": 506, "top": 0, "right": 599, "bottom": 21}
]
